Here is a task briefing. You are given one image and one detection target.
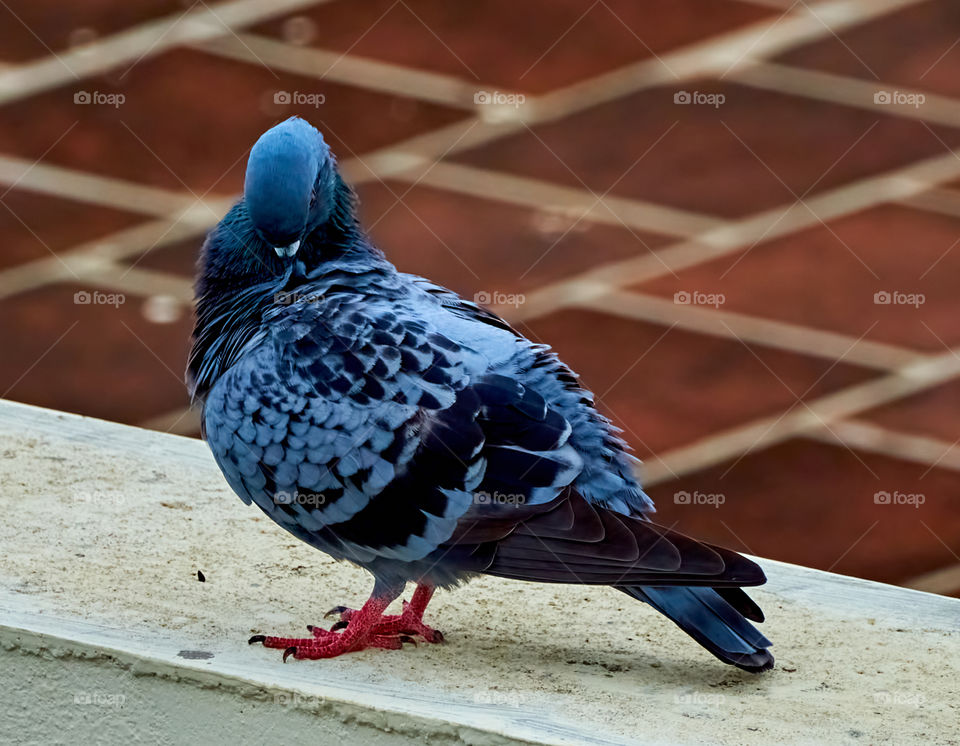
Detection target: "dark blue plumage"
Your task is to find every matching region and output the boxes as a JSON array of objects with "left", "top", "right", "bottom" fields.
[{"left": 190, "top": 117, "right": 774, "bottom": 670}]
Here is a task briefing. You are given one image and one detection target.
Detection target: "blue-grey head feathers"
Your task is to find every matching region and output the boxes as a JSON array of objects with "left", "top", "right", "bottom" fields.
[{"left": 244, "top": 117, "right": 337, "bottom": 256}]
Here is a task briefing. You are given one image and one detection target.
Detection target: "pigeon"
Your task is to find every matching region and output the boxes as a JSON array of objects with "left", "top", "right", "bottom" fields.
[{"left": 189, "top": 116, "right": 774, "bottom": 671}]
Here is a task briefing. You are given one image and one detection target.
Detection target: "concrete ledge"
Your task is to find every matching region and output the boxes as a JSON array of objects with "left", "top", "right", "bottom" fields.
[{"left": 0, "top": 400, "right": 957, "bottom": 745}]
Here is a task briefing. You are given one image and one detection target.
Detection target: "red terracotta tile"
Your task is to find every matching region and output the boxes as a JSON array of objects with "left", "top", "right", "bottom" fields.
[
  {"left": 353, "top": 181, "right": 671, "bottom": 298},
  {"left": 0, "top": 49, "right": 466, "bottom": 195},
  {"left": 0, "top": 188, "right": 147, "bottom": 271},
  {"left": 252, "top": 0, "right": 772, "bottom": 93},
  {"left": 633, "top": 205, "right": 960, "bottom": 353},
  {"left": 451, "top": 82, "right": 960, "bottom": 218},
  {"left": 0, "top": 283, "right": 192, "bottom": 424},
  {"left": 777, "top": 0, "right": 960, "bottom": 100},
  {"left": 521, "top": 309, "right": 876, "bottom": 459},
  {"left": 859, "top": 378, "right": 960, "bottom": 445},
  {"left": 647, "top": 439, "right": 960, "bottom": 588},
  {"left": 129, "top": 235, "right": 203, "bottom": 277},
  {"left": 0, "top": 0, "right": 185, "bottom": 62}
]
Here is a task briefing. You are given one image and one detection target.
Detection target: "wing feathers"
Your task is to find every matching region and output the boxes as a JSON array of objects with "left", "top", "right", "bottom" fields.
[{"left": 440, "top": 488, "right": 766, "bottom": 589}]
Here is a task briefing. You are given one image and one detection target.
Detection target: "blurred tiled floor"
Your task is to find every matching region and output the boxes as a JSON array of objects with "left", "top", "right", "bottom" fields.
[{"left": 2, "top": 0, "right": 959, "bottom": 597}]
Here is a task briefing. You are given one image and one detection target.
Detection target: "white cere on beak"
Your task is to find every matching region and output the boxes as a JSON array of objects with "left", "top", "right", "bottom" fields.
[{"left": 274, "top": 240, "right": 301, "bottom": 258}]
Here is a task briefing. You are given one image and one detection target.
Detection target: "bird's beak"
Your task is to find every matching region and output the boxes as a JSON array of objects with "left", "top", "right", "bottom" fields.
[{"left": 273, "top": 239, "right": 300, "bottom": 258}]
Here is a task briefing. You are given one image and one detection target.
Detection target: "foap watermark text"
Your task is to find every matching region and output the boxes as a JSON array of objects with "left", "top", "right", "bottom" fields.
[
  {"left": 675, "top": 490, "right": 725, "bottom": 508},
  {"left": 674, "top": 90, "right": 725, "bottom": 108}
]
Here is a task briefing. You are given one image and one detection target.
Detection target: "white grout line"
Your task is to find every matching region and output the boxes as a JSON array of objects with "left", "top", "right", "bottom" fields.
[
  {"left": 576, "top": 289, "right": 928, "bottom": 370},
  {"left": 195, "top": 34, "right": 484, "bottom": 111},
  {"left": 338, "top": 116, "right": 523, "bottom": 182},
  {"left": 0, "top": 218, "right": 209, "bottom": 300},
  {"left": 640, "top": 349, "right": 960, "bottom": 486},
  {"left": 899, "top": 187, "right": 960, "bottom": 222},
  {"left": 532, "top": 0, "right": 930, "bottom": 122},
  {"left": 731, "top": 61, "right": 960, "bottom": 129},
  {"left": 503, "top": 148, "right": 960, "bottom": 324},
  {"left": 0, "top": 155, "right": 229, "bottom": 217},
  {"left": 735, "top": 0, "right": 808, "bottom": 8},
  {"left": 807, "top": 419, "right": 960, "bottom": 473},
  {"left": 903, "top": 563, "right": 960, "bottom": 595},
  {"left": 742, "top": 0, "right": 928, "bottom": 62},
  {"left": 77, "top": 262, "right": 195, "bottom": 302},
  {"left": 0, "top": 0, "right": 329, "bottom": 106},
  {"left": 389, "top": 161, "right": 723, "bottom": 239}
]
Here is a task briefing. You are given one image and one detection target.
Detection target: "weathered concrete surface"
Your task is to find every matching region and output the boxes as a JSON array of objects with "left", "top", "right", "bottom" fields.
[{"left": 0, "top": 400, "right": 957, "bottom": 745}]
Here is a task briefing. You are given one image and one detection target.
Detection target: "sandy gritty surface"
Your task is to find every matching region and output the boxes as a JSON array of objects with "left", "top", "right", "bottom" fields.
[{"left": 0, "top": 404, "right": 957, "bottom": 745}]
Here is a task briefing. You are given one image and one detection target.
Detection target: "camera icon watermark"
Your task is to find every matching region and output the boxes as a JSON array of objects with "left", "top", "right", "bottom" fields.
[
  {"left": 874, "top": 90, "right": 925, "bottom": 108},
  {"left": 274, "top": 90, "right": 326, "bottom": 107},
  {"left": 474, "top": 490, "right": 526, "bottom": 506},
  {"left": 474, "top": 290, "right": 525, "bottom": 308},
  {"left": 74, "top": 691, "right": 126, "bottom": 708},
  {"left": 675, "top": 692, "right": 726, "bottom": 706},
  {"left": 274, "top": 490, "right": 326, "bottom": 507},
  {"left": 874, "top": 490, "right": 925, "bottom": 508},
  {"left": 873, "top": 691, "right": 925, "bottom": 707},
  {"left": 274, "top": 290, "right": 324, "bottom": 306},
  {"left": 474, "top": 90, "right": 526, "bottom": 108},
  {"left": 474, "top": 689, "right": 525, "bottom": 707},
  {"left": 473, "top": 90, "right": 527, "bottom": 122},
  {"left": 674, "top": 290, "right": 725, "bottom": 308},
  {"left": 873, "top": 290, "right": 925, "bottom": 308},
  {"left": 74, "top": 290, "right": 125, "bottom": 307},
  {"left": 74, "top": 90, "right": 125, "bottom": 108},
  {"left": 674, "top": 90, "right": 725, "bottom": 108},
  {"left": 71, "top": 490, "right": 125, "bottom": 506},
  {"left": 674, "top": 490, "right": 725, "bottom": 508},
  {"left": 274, "top": 692, "right": 325, "bottom": 707}
]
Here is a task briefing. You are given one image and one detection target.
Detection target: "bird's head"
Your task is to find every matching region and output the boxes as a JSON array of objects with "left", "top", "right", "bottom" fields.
[{"left": 243, "top": 116, "right": 338, "bottom": 259}]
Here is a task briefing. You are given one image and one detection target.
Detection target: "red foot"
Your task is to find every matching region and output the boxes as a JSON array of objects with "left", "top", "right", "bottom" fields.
[
  {"left": 248, "top": 583, "right": 442, "bottom": 661},
  {"left": 327, "top": 585, "right": 444, "bottom": 644}
]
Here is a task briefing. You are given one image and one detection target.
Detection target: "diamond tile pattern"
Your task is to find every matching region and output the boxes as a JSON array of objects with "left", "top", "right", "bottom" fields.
[
  {"left": 451, "top": 82, "right": 960, "bottom": 218},
  {"left": 1, "top": 0, "right": 960, "bottom": 596},
  {"left": 0, "top": 49, "right": 467, "bottom": 194},
  {"left": 777, "top": 0, "right": 960, "bottom": 99},
  {"left": 253, "top": 0, "right": 773, "bottom": 93},
  {"left": 633, "top": 205, "right": 960, "bottom": 351}
]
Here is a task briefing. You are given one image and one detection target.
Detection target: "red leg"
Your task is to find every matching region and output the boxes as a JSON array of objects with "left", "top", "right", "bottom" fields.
[{"left": 328, "top": 583, "right": 444, "bottom": 643}]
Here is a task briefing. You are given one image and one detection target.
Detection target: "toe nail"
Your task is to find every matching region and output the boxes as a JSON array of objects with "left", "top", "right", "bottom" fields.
[
  {"left": 435, "top": 631, "right": 445, "bottom": 643},
  {"left": 283, "top": 646, "right": 297, "bottom": 662},
  {"left": 399, "top": 635, "right": 417, "bottom": 646},
  {"left": 330, "top": 620, "right": 348, "bottom": 632},
  {"left": 248, "top": 635, "right": 266, "bottom": 645},
  {"left": 306, "top": 624, "right": 314, "bottom": 632},
  {"left": 324, "top": 606, "right": 347, "bottom": 619}
]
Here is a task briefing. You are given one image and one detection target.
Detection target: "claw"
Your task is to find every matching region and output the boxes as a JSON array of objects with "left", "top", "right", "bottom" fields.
[
  {"left": 433, "top": 630, "right": 445, "bottom": 644},
  {"left": 249, "top": 585, "right": 438, "bottom": 661}
]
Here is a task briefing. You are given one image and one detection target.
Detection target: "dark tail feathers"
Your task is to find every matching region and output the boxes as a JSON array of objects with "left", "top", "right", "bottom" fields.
[{"left": 622, "top": 585, "right": 774, "bottom": 673}]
